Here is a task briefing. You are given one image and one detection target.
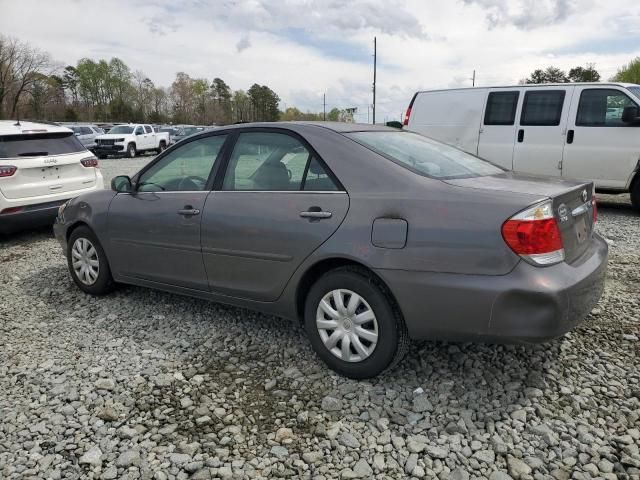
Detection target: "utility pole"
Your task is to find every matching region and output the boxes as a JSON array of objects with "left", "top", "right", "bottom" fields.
[
  {"left": 471, "top": 69, "right": 476, "bottom": 87},
  {"left": 372, "top": 36, "right": 377, "bottom": 124},
  {"left": 323, "top": 93, "right": 326, "bottom": 121}
]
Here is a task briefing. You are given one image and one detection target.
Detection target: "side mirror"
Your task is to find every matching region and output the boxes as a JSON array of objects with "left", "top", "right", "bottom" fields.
[
  {"left": 622, "top": 106, "right": 640, "bottom": 123},
  {"left": 111, "top": 175, "right": 132, "bottom": 193}
]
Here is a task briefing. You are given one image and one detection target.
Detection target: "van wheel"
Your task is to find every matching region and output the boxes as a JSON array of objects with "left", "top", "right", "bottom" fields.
[
  {"left": 304, "top": 266, "right": 409, "bottom": 379},
  {"left": 126, "top": 143, "right": 137, "bottom": 158},
  {"left": 67, "top": 226, "right": 114, "bottom": 295},
  {"left": 631, "top": 178, "right": 640, "bottom": 211}
]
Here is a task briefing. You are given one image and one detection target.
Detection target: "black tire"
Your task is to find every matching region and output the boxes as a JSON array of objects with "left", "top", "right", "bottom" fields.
[
  {"left": 157, "top": 140, "right": 167, "bottom": 154},
  {"left": 126, "top": 143, "right": 136, "bottom": 158},
  {"left": 304, "top": 266, "right": 409, "bottom": 379},
  {"left": 67, "top": 226, "right": 114, "bottom": 295},
  {"left": 631, "top": 177, "right": 640, "bottom": 211}
]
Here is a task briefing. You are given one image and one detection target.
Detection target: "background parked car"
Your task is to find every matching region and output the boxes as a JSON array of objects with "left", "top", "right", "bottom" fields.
[
  {"left": 173, "top": 125, "right": 207, "bottom": 143},
  {"left": 404, "top": 82, "right": 640, "bottom": 210},
  {"left": 159, "top": 127, "right": 180, "bottom": 144},
  {"left": 93, "top": 124, "right": 170, "bottom": 158},
  {"left": 67, "top": 124, "right": 104, "bottom": 152},
  {"left": 0, "top": 120, "right": 103, "bottom": 234}
]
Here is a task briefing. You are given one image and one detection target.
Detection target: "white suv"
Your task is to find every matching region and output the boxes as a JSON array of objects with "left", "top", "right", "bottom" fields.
[{"left": 0, "top": 121, "right": 104, "bottom": 234}]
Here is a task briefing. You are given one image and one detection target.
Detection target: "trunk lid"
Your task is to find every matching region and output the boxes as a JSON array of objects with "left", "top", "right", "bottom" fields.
[
  {"left": 0, "top": 132, "right": 97, "bottom": 199},
  {"left": 445, "top": 172, "right": 595, "bottom": 264}
]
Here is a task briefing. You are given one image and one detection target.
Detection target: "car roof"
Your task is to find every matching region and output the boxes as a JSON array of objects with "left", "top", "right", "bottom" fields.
[
  {"left": 0, "top": 120, "right": 72, "bottom": 136},
  {"left": 211, "top": 121, "right": 397, "bottom": 134},
  {"left": 414, "top": 82, "right": 639, "bottom": 95}
]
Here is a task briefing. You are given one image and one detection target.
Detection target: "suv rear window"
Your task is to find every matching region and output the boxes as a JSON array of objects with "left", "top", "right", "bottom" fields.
[
  {"left": 0, "top": 132, "right": 85, "bottom": 159},
  {"left": 346, "top": 131, "right": 503, "bottom": 179}
]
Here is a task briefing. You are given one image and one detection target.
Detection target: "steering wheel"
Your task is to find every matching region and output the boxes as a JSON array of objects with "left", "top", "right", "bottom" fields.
[{"left": 178, "top": 175, "right": 207, "bottom": 191}]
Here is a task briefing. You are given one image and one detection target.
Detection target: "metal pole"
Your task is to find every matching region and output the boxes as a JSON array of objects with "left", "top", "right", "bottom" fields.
[
  {"left": 373, "top": 36, "right": 377, "bottom": 124},
  {"left": 323, "top": 93, "right": 326, "bottom": 121},
  {"left": 472, "top": 70, "right": 476, "bottom": 87}
]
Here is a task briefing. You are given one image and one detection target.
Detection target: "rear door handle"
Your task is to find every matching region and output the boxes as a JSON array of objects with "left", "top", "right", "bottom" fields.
[
  {"left": 177, "top": 207, "right": 200, "bottom": 216},
  {"left": 300, "top": 211, "right": 332, "bottom": 219},
  {"left": 517, "top": 129, "right": 524, "bottom": 143}
]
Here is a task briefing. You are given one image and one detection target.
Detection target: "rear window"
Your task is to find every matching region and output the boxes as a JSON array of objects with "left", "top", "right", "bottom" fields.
[
  {"left": 0, "top": 132, "right": 85, "bottom": 159},
  {"left": 346, "top": 131, "right": 504, "bottom": 179}
]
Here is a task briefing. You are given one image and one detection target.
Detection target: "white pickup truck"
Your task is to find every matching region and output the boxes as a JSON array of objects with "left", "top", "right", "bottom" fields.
[{"left": 93, "top": 124, "right": 170, "bottom": 158}]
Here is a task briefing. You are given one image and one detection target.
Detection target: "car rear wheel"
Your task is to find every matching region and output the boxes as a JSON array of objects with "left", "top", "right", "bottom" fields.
[
  {"left": 304, "top": 266, "right": 409, "bottom": 379},
  {"left": 126, "top": 143, "right": 136, "bottom": 158},
  {"left": 67, "top": 226, "right": 114, "bottom": 295},
  {"left": 157, "top": 141, "right": 167, "bottom": 153}
]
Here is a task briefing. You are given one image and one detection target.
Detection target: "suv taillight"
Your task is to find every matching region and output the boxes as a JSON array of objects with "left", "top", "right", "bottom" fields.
[
  {"left": 0, "top": 165, "right": 17, "bottom": 177},
  {"left": 81, "top": 156, "right": 99, "bottom": 168},
  {"left": 501, "top": 200, "right": 564, "bottom": 266}
]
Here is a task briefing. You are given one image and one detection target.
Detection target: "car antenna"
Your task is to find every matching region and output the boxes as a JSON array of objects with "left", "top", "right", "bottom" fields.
[{"left": 14, "top": 109, "right": 21, "bottom": 127}]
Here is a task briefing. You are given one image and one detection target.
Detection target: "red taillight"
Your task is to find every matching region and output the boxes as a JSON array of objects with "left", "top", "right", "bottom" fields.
[
  {"left": 81, "top": 156, "right": 99, "bottom": 168},
  {"left": 403, "top": 106, "right": 412, "bottom": 126},
  {"left": 0, "top": 165, "right": 17, "bottom": 177},
  {"left": 502, "top": 200, "right": 564, "bottom": 266}
]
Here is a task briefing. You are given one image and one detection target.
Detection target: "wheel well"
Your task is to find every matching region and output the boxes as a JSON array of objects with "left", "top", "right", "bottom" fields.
[
  {"left": 66, "top": 221, "right": 91, "bottom": 242},
  {"left": 294, "top": 257, "right": 402, "bottom": 322}
]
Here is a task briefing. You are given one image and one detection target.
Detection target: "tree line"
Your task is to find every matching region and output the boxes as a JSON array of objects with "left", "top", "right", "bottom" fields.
[
  {"left": 522, "top": 59, "right": 640, "bottom": 84},
  {"left": 0, "top": 35, "right": 307, "bottom": 125}
]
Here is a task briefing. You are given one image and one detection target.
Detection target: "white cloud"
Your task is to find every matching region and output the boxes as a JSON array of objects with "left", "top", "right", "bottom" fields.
[{"left": 1, "top": 0, "right": 639, "bottom": 123}]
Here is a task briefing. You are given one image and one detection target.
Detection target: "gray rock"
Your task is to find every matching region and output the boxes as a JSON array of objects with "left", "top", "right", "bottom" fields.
[
  {"left": 116, "top": 450, "right": 140, "bottom": 467},
  {"left": 450, "top": 468, "right": 470, "bottom": 480},
  {"left": 473, "top": 450, "right": 496, "bottom": 464},
  {"left": 321, "top": 395, "right": 342, "bottom": 411},
  {"left": 352, "top": 459, "right": 373, "bottom": 478},
  {"left": 79, "top": 446, "right": 102, "bottom": 466},
  {"left": 507, "top": 456, "right": 532, "bottom": 478},
  {"left": 337, "top": 432, "right": 360, "bottom": 448},
  {"left": 489, "top": 472, "right": 514, "bottom": 480},
  {"left": 412, "top": 394, "right": 433, "bottom": 412},
  {"left": 270, "top": 445, "right": 289, "bottom": 459},
  {"left": 94, "top": 378, "right": 115, "bottom": 390}
]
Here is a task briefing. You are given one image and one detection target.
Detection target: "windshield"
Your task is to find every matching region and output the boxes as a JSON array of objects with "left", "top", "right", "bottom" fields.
[
  {"left": 108, "top": 125, "right": 134, "bottom": 134},
  {"left": 70, "top": 126, "right": 82, "bottom": 134},
  {"left": 179, "top": 127, "right": 200, "bottom": 136},
  {"left": 346, "top": 131, "right": 504, "bottom": 179},
  {"left": 0, "top": 132, "right": 85, "bottom": 158},
  {"left": 627, "top": 86, "right": 640, "bottom": 101}
]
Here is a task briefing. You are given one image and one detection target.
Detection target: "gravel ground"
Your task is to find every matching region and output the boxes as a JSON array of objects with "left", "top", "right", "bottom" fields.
[{"left": 1, "top": 161, "right": 639, "bottom": 480}]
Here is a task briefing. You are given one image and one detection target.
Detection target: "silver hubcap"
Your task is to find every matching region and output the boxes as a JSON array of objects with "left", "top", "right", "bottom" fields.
[
  {"left": 71, "top": 238, "right": 99, "bottom": 285},
  {"left": 316, "top": 289, "right": 378, "bottom": 363}
]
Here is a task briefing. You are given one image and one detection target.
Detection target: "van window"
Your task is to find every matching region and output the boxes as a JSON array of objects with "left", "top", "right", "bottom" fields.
[
  {"left": 484, "top": 91, "right": 519, "bottom": 125},
  {"left": 576, "top": 89, "right": 639, "bottom": 127},
  {"left": 520, "top": 90, "right": 566, "bottom": 126}
]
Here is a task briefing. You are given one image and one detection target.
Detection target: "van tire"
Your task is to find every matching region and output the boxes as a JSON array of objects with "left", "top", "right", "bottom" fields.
[
  {"left": 631, "top": 178, "right": 640, "bottom": 211},
  {"left": 126, "top": 143, "right": 137, "bottom": 158}
]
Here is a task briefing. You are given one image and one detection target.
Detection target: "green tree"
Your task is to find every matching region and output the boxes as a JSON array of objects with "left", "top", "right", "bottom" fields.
[
  {"left": 327, "top": 107, "right": 340, "bottom": 121},
  {"left": 568, "top": 64, "right": 600, "bottom": 82},
  {"left": 612, "top": 57, "right": 640, "bottom": 84},
  {"left": 526, "top": 66, "right": 568, "bottom": 84},
  {"left": 211, "top": 77, "right": 232, "bottom": 124}
]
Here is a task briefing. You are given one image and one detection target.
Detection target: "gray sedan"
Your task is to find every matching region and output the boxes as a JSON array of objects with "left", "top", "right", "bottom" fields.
[{"left": 53, "top": 122, "right": 607, "bottom": 378}]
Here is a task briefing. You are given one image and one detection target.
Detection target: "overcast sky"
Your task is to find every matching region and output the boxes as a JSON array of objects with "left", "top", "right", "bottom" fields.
[{"left": 1, "top": 0, "right": 639, "bottom": 123}]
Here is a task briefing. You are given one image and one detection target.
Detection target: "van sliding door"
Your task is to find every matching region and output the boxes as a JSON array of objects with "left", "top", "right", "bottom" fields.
[{"left": 478, "top": 90, "right": 520, "bottom": 169}]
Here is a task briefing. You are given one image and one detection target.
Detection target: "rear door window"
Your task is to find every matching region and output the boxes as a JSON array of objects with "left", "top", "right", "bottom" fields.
[
  {"left": 144, "top": 125, "right": 152, "bottom": 133},
  {"left": 484, "top": 91, "right": 519, "bottom": 125},
  {"left": 520, "top": 90, "right": 566, "bottom": 126},
  {"left": 0, "top": 132, "right": 85, "bottom": 158},
  {"left": 576, "top": 88, "right": 639, "bottom": 126}
]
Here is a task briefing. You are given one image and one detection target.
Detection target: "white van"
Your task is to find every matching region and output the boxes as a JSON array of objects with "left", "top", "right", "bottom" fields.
[{"left": 404, "top": 82, "right": 640, "bottom": 209}]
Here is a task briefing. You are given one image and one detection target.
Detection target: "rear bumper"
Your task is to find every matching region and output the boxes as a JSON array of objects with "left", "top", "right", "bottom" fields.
[
  {"left": 377, "top": 233, "right": 608, "bottom": 343},
  {"left": 0, "top": 200, "right": 67, "bottom": 234}
]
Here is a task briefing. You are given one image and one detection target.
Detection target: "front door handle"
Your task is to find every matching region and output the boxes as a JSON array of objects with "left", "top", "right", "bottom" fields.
[
  {"left": 517, "top": 129, "right": 524, "bottom": 143},
  {"left": 177, "top": 206, "right": 200, "bottom": 216},
  {"left": 300, "top": 210, "right": 332, "bottom": 219}
]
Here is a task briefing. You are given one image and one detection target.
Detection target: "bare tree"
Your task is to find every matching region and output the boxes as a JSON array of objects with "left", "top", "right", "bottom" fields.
[{"left": 0, "top": 35, "right": 51, "bottom": 119}]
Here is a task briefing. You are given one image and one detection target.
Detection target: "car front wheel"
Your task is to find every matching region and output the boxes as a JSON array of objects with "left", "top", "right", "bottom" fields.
[
  {"left": 126, "top": 143, "right": 136, "bottom": 158},
  {"left": 304, "top": 266, "right": 409, "bottom": 379},
  {"left": 67, "top": 226, "right": 114, "bottom": 295}
]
